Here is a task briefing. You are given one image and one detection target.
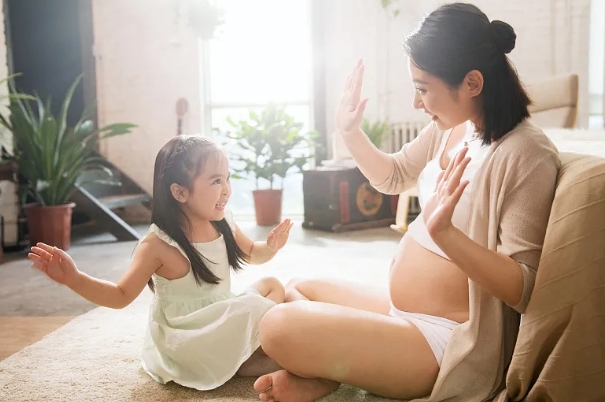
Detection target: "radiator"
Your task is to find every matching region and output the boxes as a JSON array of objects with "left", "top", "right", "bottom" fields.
[{"left": 385, "top": 120, "right": 429, "bottom": 153}]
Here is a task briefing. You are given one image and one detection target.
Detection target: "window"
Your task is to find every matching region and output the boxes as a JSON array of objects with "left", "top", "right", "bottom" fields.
[{"left": 202, "top": 0, "right": 313, "bottom": 216}]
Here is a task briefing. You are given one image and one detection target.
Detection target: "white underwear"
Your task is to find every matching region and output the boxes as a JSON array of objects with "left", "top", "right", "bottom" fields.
[{"left": 389, "top": 303, "right": 459, "bottom": 366}]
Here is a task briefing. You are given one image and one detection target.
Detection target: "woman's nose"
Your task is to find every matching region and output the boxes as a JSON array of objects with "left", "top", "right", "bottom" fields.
[{"left": 413, "top": 92, "right": 423, "bottom": 110}]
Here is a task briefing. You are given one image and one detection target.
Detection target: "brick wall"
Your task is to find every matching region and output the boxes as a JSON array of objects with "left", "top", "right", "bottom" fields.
[{"left": 92, "top": 0, "right": 202, "bottom": 194}]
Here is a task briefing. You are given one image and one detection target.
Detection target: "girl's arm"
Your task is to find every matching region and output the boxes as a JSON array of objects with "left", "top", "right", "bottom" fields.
[
  {"left": 29, "top": 236, "right": 162, "bottom": 309},
  {"left": 234, "top": 219, "right": 293, "bottom": 265}
]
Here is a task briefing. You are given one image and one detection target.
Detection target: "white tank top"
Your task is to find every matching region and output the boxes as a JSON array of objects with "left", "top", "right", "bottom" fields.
[{"left": 406, "top": 121, "right": 490, "bottom": 260}]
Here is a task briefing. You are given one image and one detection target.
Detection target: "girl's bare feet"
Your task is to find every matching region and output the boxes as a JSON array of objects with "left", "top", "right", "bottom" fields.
[
  {"left": 253, "top": 370, "right": 339, "bottom": 402},
  {"left": 237, "top": 349, "right": 282, "bottom": 377}
]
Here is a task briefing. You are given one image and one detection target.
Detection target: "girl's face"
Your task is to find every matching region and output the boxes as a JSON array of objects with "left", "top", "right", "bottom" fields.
[
  {"left": 408, "top": 58, "right": 481, "bottom": 131},
  {"left": 173, "top": 151, "right": 232, "bottom": 222}
]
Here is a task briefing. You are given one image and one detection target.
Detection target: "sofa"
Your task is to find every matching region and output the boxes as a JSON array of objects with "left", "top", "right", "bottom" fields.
[{"left": 496, "top": 152, "right": 605, "bottom": 401}]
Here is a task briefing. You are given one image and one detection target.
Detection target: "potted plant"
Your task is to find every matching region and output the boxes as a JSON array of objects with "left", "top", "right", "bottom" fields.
[
  {"left": 219, "top": 105, "right": 317, "bottom": 225},
  {"left": 361, "top": 117, "right": 392, "bottom": 149},
  {"left": 0, "top": 75, "right": 136, "bottom": 250},
  {"left": 174, "top": 0, "right": 225, "bottom": 40}
]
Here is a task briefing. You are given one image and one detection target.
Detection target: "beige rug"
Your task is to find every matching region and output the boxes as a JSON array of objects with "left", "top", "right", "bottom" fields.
[{"left": 0, "top": 239, "right": 398, "bottom": 401}]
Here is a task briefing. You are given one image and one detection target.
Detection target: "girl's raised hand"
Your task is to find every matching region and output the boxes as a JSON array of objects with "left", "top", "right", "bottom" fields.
[
  {"left": 28, "top": 243, "right": 79, "bottom": 286},
  {"left": 266, "top": 219, "right": 294, "bottom": 252}
]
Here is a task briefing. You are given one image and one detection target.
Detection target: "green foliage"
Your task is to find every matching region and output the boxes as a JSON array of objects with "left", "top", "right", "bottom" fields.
[
  {"left": 218, "top": 105, "right": 318, "bottom": 190},
  {"left": 0, "top": 75, "right": 137, "bottom": 206},
  {"left": 361, "top": 117, "right": 391, "bottom": 149},
  {"left": 380, "top": 0, "right": 400, "bottom": 18}
]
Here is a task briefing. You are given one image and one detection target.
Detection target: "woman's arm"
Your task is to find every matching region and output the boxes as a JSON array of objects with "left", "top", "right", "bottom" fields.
[
  {"left": 339, "top": 127, "right": 395, "bottom": 186},
  {"left": 433, "top": 227, "right": 525, "bottom": 307},
  {"left": 29, "top": 237, "right": 161, "bottom": 309},
  {"left": 425, "top": 147, "right": 559, "bottom": 313},
  {"left": 336, "top": 60, "right": 433, "bottom": 194}
]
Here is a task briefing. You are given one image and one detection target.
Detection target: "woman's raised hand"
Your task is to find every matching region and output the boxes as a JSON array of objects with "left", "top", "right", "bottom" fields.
[{"left": 335, "top": 59, "right": 369, "bottom": 137}]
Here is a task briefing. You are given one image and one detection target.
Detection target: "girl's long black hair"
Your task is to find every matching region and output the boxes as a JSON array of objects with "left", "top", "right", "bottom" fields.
[{"left": 147, "top": 135, "right": 247, "bottom": 292}]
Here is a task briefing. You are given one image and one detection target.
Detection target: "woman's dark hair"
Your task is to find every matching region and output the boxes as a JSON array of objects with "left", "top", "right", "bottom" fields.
[
  {"left": 147, "top": 135, "right": 246, "bottom": 291},
  {"left": 404, "top": 3, "right": 531, "bottom": 145}
]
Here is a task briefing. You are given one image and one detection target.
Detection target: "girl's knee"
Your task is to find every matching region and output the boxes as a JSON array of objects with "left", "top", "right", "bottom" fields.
[
  {"left": 254, "top": 276, "right": 282, "bottom": 292},
  {"left": 262, "top": 276, "right": 283, "bottom": 289},
  {"left": 255, "top": 276, "right": 285, "bottom": 303}
]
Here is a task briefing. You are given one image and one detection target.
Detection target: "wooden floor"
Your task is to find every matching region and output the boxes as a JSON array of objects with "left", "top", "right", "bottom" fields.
[{"left": 0, "top": 317, "right": 75, "bottom": 361}]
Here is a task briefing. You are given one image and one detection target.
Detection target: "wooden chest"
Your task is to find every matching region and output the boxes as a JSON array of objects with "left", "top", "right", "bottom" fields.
[{"left": 302, "top": 167, "right": 398, "bottom": 232}]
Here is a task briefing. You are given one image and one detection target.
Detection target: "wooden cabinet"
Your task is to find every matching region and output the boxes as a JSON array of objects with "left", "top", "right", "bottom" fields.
[{"left": 302, "top": 167, "right": 397, "bottom": 232}]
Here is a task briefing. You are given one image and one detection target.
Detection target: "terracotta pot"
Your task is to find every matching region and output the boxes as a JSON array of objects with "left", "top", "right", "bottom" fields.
[
  {"left": 252, "top": 189, "right": 282, "bottom": 226},
  {"left": 23, "top": 203, "right": 76, "bottom": 250}
]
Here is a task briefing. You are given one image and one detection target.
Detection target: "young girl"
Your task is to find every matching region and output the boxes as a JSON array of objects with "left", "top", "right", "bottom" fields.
[{"left": 28, "top": 135, "right": 294, "bottom": 391}]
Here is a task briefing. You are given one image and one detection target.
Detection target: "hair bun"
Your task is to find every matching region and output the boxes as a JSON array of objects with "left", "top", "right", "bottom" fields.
[{"left": 490, "top": 20, "right": 516, "bottom": 54}]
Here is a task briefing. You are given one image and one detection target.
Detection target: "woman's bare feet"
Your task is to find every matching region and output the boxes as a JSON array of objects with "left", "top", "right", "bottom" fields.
[{"left": 253, "top": 370, "right": 340, "bottom": 402}]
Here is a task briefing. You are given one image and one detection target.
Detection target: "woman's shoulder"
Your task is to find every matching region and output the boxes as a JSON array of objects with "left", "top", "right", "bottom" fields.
[{"left": 494, "top": 119, "right": 560, "bottom": 165}]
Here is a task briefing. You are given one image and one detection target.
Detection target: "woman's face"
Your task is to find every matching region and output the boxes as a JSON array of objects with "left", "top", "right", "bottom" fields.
[{"left": 408, "top": 58, "right": 481, "bottom": 131}]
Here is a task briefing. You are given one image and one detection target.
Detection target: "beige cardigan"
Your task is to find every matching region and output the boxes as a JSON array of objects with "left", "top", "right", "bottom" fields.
[{"left": 372, "top": 120, "right": 560, "bottom": 401}]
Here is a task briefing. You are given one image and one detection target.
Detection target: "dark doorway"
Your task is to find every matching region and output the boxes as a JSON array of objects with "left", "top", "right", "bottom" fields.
[{"left": 5, "top": 0, "right": 96, "bottom": 126}]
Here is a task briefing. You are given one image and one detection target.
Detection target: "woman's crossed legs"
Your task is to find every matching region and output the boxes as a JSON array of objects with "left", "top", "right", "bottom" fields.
[{"left": 254, "top": 278, "right": 439, "bottom": 402}]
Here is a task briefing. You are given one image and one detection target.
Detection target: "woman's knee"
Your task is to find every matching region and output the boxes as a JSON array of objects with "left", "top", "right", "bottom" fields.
[
  {"left": 284, "top": 277, "right": 313, "bottom": 301},
  {"left": 259, "top": 302, "right": 304, "bottom": 356}
]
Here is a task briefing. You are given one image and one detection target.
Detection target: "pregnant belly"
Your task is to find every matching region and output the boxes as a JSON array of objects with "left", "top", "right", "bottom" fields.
[{"left": 389, "top": 235, "right": 470, "bottom": 323}]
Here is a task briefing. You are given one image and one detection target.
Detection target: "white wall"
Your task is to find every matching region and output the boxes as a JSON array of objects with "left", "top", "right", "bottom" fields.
[
  {"left": 589, "top": 0, "right": 604, "bottom": 117},
  {"left": 92, "top": 0, "right": 202, "bottom": 194},
  {"left": 322, "top": 0, "right": 592, "bottom": 154},
  {"left": 90, "top": 0, "right": 593, "bottom": 188}
]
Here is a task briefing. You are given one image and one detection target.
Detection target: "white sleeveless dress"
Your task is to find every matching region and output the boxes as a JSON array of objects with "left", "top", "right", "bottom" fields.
[{"left": 139, "top": 214, "right": 276, "bottom": 390}]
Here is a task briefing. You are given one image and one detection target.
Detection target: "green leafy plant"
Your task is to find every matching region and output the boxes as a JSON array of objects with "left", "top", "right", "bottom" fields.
[
  {"left": 380, "top": 0, "right": 400, "bottom": 18},
  {"left": 361, "top": 117, "right": 391, "bottom": 149},
  {"left": 0, "top": 75, "right": 137, "bottom": 206},
  {"left": 218, "top": 105, "right": 317, "bottom": 190}
]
